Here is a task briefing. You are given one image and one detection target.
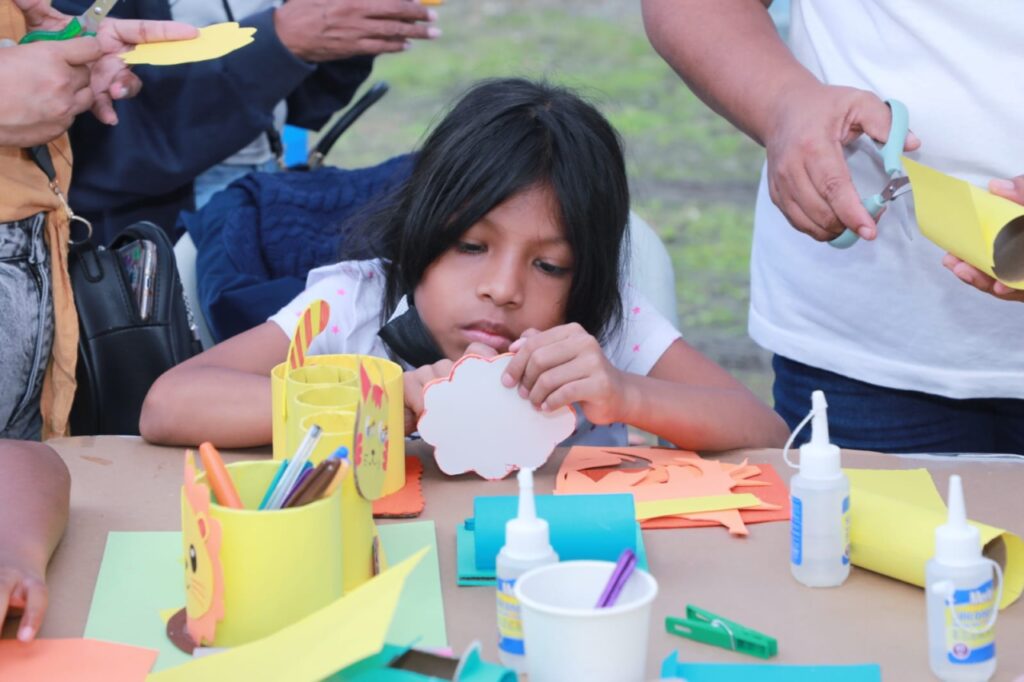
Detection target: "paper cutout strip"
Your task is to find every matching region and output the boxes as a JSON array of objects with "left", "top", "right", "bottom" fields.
[
  {"left": 121, "top": 22, "right": 256, "bottom": 66},
  {"left": 904, "top": 157, "right": 1024, "bottom": 289},
  {"left": 555, "top": 447, "right": 787, "bottom": 536},
  {"left": 417, "top": 354, "right": 576, "bottom": 480}
]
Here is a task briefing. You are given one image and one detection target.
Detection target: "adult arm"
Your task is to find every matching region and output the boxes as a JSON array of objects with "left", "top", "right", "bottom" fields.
[
  {"left": 0, "top": 441, "right": 70, "bottom": 642},
  {"left": 641, "top": 0, "right": 917, "bottom": 242}
]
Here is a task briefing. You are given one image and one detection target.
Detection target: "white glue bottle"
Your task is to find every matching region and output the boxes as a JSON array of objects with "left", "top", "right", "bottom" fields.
[
  {"left": 785, "top": 390, "right": 850, "bottom": 587},
  {"left": 926, "top": 475, "right": 1002, "bottom": 682},
  {"left": 495, "top": 467, "right": 558, "bottom": 672}
]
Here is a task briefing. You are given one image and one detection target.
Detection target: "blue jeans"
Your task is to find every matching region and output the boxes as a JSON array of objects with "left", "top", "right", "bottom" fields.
[{"left": 773, "top": 355, "right": 1024, "bottom": 455}]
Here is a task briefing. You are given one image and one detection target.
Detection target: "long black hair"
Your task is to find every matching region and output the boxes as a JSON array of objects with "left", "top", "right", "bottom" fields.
[{"left": 353, "top": 77, "right": 630, "bottom": 341}]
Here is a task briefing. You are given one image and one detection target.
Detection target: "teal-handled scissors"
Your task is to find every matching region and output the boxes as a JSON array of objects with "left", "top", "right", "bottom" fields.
[
  {"left": 829, "top": 98, "right": 912, "bottom": 249},
  {"left": 19, "top": 0, "right": 119, "bottom": 44}
]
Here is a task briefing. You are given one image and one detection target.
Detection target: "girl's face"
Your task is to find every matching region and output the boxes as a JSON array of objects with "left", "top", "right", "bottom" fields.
[{"left": 415, "top": 184, "right": 574, "bottom": 359}]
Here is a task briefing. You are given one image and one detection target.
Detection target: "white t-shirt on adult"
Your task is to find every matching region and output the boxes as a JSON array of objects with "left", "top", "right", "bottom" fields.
[
  {"left": 169, "top": 0, "right": 286, "bottom": 166},
  {"left": 750, "top": 1, "right": 1024, "bottom": 400},
  {"left": 269, "top": 259, "right": 683, "bottom": 447}
]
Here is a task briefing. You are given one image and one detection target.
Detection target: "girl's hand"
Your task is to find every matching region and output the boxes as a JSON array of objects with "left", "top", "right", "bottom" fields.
[
  {"left": 0, "top": 558, "right": 48, "bottom": 642},
  {"left": 502, "top": 323, "right": 627, "bottom": 424},
  {"left": 939, "top": 176, "right": 1024, "bottom": 303},
  {"left": 402, "top": 342, "right": 498, "bottom": 434}
]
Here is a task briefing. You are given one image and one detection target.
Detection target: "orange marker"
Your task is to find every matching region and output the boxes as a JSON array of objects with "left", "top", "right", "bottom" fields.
[
  {"left": 322, "top": 459, "right": 350, "bottom": 499},
  {"left": 198, "top": 442, "right": 243, "bottom": 509}
]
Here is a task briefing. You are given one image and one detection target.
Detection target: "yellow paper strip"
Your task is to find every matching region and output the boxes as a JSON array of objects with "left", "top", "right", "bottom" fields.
[
  {"left": 148, "top": 548, "right": 426, "bottom": 681},
  {"left": 903, "top": 157, "right": 1024, "bottom": 289},
  {"left": 846, "top": 468, "right": 1023, "bottom": 609},
  {"left": 635, "top": 493, "right": 762, "bottom": 520},
  {"left": 122, "top": 22, "right": 256, "bottom": 66}
]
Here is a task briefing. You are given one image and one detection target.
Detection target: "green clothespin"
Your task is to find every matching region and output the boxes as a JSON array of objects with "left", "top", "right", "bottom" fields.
[{"left": 665, "top": 605, "right": 778, "bottom": 659}]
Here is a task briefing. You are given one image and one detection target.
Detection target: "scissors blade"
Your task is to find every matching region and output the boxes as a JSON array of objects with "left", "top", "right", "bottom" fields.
[
  {"left": 79, "top": 0, "right": 119, "bottom": 33},
  {"left": 880, "top": 175, "right": 911, "bottom": 202}
]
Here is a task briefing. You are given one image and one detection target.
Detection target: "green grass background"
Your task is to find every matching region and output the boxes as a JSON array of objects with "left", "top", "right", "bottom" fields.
[{"left": 324, "top": 0, "right": 774, "bottom": 400}]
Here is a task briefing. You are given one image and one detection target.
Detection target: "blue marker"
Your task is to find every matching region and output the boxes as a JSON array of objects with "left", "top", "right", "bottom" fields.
[
  {"left": 258, "top": 459, "right": 289, "bottom": 510},
  {"left": 329, "top": 446, "right": 349, "bottom": 460}
]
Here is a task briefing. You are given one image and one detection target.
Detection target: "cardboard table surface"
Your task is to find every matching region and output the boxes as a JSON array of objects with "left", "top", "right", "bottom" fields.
[{"left": 20, "top": 437, "right": 1024, "bottom": 680}]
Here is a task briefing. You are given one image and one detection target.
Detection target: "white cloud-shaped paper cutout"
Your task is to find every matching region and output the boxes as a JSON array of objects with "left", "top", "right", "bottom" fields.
[{"left": 417, "top": 354, "right": 577, "bottom": 479}]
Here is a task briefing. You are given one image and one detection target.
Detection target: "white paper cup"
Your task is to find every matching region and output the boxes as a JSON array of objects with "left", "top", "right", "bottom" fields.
[{"left": 514, "top": 560, "right": 658, "bottom": 682}]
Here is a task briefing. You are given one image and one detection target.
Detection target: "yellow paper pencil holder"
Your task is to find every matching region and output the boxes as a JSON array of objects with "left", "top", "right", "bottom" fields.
[
  {"left": 306, "top": 355, "right": 405, "bottom": 496},
  {"left": 300, "top": 410, "right": 356, "bottom": 463},
  {"left": 272, "top": 360, "right": 357, "bottom": 459},
  {"left": 287, "top": 386, "right": 359, "bottom": 459},
  {"left": 185, "top": 460, "right": 343, "bottom": 647}
]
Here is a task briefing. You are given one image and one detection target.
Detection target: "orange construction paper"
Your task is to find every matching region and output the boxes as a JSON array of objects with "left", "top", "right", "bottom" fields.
[
  {"left": 373, "top": 456, "right": 425, "bottom": 518},
  {"left": 554, "top": 447, "right": 790, "bottom": 535},
  {"left": 0, "top": 638, "right": 157, "bottom": 681}
]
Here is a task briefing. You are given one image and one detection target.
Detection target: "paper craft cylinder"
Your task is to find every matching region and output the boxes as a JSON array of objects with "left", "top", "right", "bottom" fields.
[
  {"left": 473, "top": 494, "right": 637, "bottom": 570},
  {"left": 305, "top": 355, "right": 406, "bottom": 496},
  {"left": 271, "top": 362, "right": 287, "bottom": 459},
  {"left": 300, "top": 410, "right": 356, "bottom": 463},
  {"left": 186, "top": 460, "right": 343, "bottom": 647},
  {"left": 850, "top": 489, "right": 1023, "bottom": 609},
  {"left": 287, "top": 385, "right": 359, "bottom": 460},
  {"left": 340, "top": 468, "right": 376, "bottom": 593},
  {"left": 515, "top": 561, "right": 658, "bottom": 682}
]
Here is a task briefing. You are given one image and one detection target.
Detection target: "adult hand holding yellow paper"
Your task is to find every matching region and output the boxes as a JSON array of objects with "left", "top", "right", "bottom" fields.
[
  {"left": 903, "top": 157, "right": 1024, "bottom": 290},
  {"left": 120, "top": 22, "right": 254, "bottom": 66}
]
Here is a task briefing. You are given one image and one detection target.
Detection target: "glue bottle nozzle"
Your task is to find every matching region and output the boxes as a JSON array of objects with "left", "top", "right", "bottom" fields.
[
  {"left": 946, "top": 475, "right": 966, "bottom": 529},
  {"left": 810, "top": 390, "right": 830, "bottom": 446},
  {"left": 517, "top": 467, "right": 537, "bottom": 522}
]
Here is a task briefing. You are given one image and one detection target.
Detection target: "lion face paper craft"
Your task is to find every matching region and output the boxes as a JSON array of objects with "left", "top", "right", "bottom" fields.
[{"left": 181, "top": 451, "right": 226, "bottom": 646}]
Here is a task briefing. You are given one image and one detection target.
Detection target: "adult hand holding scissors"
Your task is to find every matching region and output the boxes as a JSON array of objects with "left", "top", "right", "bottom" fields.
[
  {"left": 14, "top": 0, "right": 197, "bottom": 125},
  {"left": 765, "top": 82, "right": 921, "bottom": 243}
]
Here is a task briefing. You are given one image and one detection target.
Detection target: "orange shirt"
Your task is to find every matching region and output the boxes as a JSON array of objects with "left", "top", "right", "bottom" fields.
[{"left": 1, "top": 0, "right": 79, "bottom": 438}]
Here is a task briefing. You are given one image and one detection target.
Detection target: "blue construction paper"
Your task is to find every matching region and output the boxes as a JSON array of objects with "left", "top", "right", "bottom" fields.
[
  {"left": 456, "top": 520, "right": 649, "bottom": 587},
  {"left": 660, "top": 652, "right": 881, "bottom": 681},
  {"left": 472, "top": 493, "right": 636, "bottom": 570}
]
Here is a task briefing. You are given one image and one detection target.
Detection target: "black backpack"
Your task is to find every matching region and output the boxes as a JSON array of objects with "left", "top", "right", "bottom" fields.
[{"left": 68, "top": 221, "right": 202, "bottom": 435}]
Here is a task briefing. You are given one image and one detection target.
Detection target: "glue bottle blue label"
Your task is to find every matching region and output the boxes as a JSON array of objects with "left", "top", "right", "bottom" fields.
[
  {"left": 841, "top": 495, "right": 850, "bottom": 566},
  {"left": 945, "top": 579, "right": 996, "bottom": 665},
  {"left": 496, "top": 577, "right": 525, "bottom": 656},
  {"left": 790, "top": 496, "right": 802, "bottom": 566}
]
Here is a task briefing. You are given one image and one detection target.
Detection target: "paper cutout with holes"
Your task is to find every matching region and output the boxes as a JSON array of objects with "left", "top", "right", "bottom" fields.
[
  {"left": 181, "top": 452, "right": 225, "bottom": 646},
  {"left": 121, "top": 22, "right": 255, "bottom": 66},
  {"left": 417, "top": 354, "right": 576, "bottom": 480},
  {"left": 555, "top": 446, "right": 788, "bottom": 536}
]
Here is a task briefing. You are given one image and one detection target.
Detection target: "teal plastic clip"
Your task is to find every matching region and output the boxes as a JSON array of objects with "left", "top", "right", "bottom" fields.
[
  {"left": 830, "top": 98, "right": 910, "bottom": 249},
  {"left": 664, "top": 605, "right": 778, "bottom": 659}
]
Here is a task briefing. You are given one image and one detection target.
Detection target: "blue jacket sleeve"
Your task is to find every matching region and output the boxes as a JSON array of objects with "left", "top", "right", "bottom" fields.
[{"left": 54, "top": 0, "right": 373, "bottom": 213}]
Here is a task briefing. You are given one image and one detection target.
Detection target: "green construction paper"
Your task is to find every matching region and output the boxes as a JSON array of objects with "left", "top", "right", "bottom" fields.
[
  {"left": 84, "top": 532, "right": 191, "bottom": 672},
  {"left": 456, "top": 522, "right": 649, "bottom": 587},
  {"left": 85, "top": 523, "right": 446, "bottom": 673},
  {"left": 472, "top": 493, "right": 636, "bottom": 570},
  {"left": 660, "top": 653, "right": 881, "bottom": 681},
  {"left": 377, "top": 521, "right": 447, "bottom": 649}
]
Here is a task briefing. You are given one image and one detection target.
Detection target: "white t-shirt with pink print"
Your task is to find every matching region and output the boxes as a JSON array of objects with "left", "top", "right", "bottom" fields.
[{"left": 269, "top": 259, "right": 682, "bottom": 446}]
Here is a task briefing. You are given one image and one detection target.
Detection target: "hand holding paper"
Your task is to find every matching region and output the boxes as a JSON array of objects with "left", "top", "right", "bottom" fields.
[
  {"left": 418, "top": 354, "right": 575, "bottom": 479},
  {"left": 940, "top": 175, "right": 1024, "bottom": 302},
  {"left": 120, "top": 22, "right": 255, "bottom": 66},
  {"left": 903, "top": 157, "right": 1024, "bottom": 292}
]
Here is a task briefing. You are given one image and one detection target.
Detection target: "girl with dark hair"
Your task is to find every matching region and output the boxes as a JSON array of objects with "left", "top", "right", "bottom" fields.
[{"left": 140, "top": 78, "right": 787, "bottom": 451}]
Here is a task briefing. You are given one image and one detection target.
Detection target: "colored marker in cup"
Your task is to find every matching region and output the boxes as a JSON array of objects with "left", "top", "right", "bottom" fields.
[{"left": 596, "top": 548, "right": 638, "bottom": 608}]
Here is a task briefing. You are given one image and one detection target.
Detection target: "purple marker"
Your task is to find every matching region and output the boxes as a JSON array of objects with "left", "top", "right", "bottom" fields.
[{"left": 596, "top": 548, "right": 638, "bottom": 608}]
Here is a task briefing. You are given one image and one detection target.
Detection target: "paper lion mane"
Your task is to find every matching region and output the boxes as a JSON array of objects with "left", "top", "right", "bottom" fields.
[{"left": 417, "top": 354, "right": 576, "bottom": 479}]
